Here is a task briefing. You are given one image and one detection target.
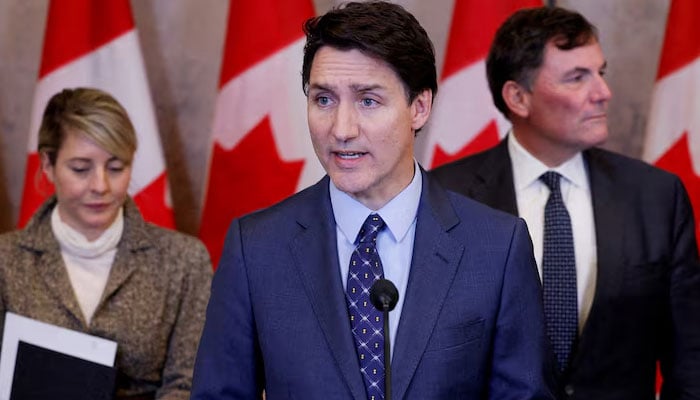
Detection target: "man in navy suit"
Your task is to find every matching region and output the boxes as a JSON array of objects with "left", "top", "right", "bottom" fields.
[
  {"left": 191, "top": 2, "right": 555, "bottom": 399},
  {"left": 431, "top": 7, "right": 700, "bottom": 400}
]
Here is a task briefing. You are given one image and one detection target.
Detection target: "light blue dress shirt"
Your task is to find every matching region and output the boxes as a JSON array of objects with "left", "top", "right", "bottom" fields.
[{"left": 330, "top": 161, "right": 422, "bottom": 360}]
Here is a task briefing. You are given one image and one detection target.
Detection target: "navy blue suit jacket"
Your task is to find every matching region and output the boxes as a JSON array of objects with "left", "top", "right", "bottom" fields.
[
  {"left": 431, "top": 139, "right": 700, "bottom": 400},
  {"left": 191, "top": 171, "right": 556, "bottom": 399}
]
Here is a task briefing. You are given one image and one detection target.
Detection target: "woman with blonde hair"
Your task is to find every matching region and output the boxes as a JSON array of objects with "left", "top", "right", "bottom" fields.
[{"left": 0, "top": 87, "right": 212, "bottom": 399}]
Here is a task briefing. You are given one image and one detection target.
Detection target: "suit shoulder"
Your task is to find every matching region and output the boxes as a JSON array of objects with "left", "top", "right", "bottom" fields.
[
  {"left": 139, "top": 223, "right": 211, "bottom": 264},
  {"left": 443, "top": 188, "right": 522, "bottom": 229},
  {"left": 145, "top": 223, "right": 206, "bottom": 247},
  {"left": 232, "top": 179, "right": 328, "bottom": 237},
  {"left": 430, "top": 148, "right": 494, "bottom": 178},
  {"left": 0, "top": 230, "right": 26, "bottom": 260},
  {"left": 588, "top": 148, "right": 683, "bottom": 187}
]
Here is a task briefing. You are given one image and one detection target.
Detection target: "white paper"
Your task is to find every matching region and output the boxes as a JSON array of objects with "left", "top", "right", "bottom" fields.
[{"left": 0, "top": 312, "right": 118, "bottom": 400}]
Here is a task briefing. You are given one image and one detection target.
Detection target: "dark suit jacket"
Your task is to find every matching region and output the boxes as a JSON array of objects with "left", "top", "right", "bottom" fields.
[
  {"left": 191, "top": 171, "right": 556, "bottom": 399},
  {"left": 430, "top": 139, "right": 700, "bottom": 400}
]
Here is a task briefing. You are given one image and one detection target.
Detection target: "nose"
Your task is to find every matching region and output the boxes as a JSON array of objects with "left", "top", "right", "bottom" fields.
[
  {"left": 90, "top": 167, "right": 110, "bottom": 194},
  {"left": 592, "top": 74, "right": 612, "bottom": 103},
  {"left": 330, "top": 102, "right": 359, "bottom": 142}
]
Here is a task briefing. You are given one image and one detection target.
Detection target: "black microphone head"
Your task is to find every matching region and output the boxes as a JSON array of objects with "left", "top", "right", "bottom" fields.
[{"left": 370, "top": 279, "right": 399, "bottom": 312}]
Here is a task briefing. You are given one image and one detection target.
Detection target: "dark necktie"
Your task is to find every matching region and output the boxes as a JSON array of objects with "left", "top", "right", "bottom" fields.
[
  {"left": 540, "top": 171, "right": 578, "bottom": 372},
  {"left": 346, "top": 214, "right": 386, "bottom": 400}
]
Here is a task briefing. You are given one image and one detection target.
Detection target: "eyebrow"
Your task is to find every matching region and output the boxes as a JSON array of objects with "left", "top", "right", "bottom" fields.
[
  {"left": 307, "top": 82, "right": 385, "bottom": 93},
  {"left": 566, "top": 60, "right": 607, "bottom": 76},
  {"left": 66, "top": 156, "right": 123, "bottom": 164}
]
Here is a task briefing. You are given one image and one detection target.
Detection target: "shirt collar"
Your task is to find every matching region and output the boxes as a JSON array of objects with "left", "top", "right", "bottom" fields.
[
  {"left": 330, "top": 160, "right": 422, "bottom": 245},
  {"left": 508, "top": 131, "right": 588, "bottom": 190}
]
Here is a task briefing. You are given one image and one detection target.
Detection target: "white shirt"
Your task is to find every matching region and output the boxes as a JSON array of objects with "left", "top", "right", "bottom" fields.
[
  {"left": 330, "top": 161, "right": 422, "bottom": 358},
  {"left": 51, "top": 207, "right": 123, "bottom": 324},
  {"left": 508, "top": 133, "right": 597, "bottom": 332}
]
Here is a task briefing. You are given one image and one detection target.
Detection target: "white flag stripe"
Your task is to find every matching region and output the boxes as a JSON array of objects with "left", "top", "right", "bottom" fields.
[
  {"left": 210, "top": 38, "right": 324, "bottom": 191},
  {"left": 643, "top": 57, "right": 700, "bottom": 167},
  {"left": 418, "top": 60, "right": 510, "bottom": 166},
  {"left": 27, "top": 31, "right": 166, "bottom": 197}
]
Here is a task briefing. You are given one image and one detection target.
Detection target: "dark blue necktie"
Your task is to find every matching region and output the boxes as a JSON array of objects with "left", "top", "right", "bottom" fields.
[
  {"left": 540, "top": 171, "right": 578, "bottom": 372},
  {"left": 346, "top": 214, "right": 386, "bottom": 400}
]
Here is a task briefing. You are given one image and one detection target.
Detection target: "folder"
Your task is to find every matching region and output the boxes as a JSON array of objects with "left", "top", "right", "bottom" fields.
[
  {"left": 11, "top": 341, "right": 116, "bottom": 400},
  {"left": 0, "top": 312, "right": 118, "bottom": 400}
]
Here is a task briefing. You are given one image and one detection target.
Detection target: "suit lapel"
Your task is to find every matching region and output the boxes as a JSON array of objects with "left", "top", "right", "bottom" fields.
[
  {"left": 35, "top": 241, "right": 87, "bottom": 326},
  {"left": 572, "top": 150, "right": 627, "bottom": 360},
  {"left": 289, "top": 178, "right": 367, "bottom": 400},
  {"left": 392, "top": 172, "right": 464, "bottom": 400},
  {"left": 99, "top": 200, "right": 149, "bottom": 311},
  {"left": 20, "top": 201, "right": 86, "bottom": 326},
  {"left": 471, "top": 139, "right": 518, "bottom": 215}
]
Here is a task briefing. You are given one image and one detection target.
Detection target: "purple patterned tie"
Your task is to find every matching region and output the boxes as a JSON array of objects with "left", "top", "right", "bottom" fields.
[
  {"left": 346, "top": 214, "right": 386, "bottom": 400},
  {"left": 540, "top": 171, "right": 578, "bottom": 372}
]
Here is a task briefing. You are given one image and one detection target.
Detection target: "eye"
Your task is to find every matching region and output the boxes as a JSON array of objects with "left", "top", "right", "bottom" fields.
[
  {"left": 107, "top": 161, "right": 127, "bottom": 173},
  {"left": 360, "top": 98, "right": 378, "bottom": 107},
  {"left": 70, "top": 167, "right": 89, "bottom": 174},
  {"left": 316, "top": 96, "right": 332, "bottom": 106}
]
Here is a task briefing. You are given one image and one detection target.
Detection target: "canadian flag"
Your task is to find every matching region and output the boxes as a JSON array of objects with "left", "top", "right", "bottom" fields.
[
  {"left": 18, "top": 0, "right": 174, "bottom": 228},
  {"left": 418, "top": 0, "right": 542, "bottom": 168},
  {"left": 198, "top": 0, "right": 321, "bottom": 266},
  {"left": 643, "top": 0, "right": 700, "bottom": 250}
]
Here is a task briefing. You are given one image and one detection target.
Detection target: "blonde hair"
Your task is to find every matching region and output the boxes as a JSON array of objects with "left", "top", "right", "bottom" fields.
[{"left": 38, "top": 87, "right": 137, "bottom": 165}]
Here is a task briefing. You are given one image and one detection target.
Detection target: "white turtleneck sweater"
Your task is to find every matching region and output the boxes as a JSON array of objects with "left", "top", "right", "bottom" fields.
[{"left": 50, "top": 207, "right": 124, "bottom": 324}]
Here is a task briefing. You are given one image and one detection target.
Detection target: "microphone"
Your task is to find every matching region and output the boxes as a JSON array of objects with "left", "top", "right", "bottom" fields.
[
  {"left": 370, "top": 278, "right": 399, "bottom": 312},
  {"left": 370, "top": 279, "right": 399, "bottom": 400}
]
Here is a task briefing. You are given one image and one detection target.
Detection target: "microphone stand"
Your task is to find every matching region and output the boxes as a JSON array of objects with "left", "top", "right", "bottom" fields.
[
  {"left": 370, "top": 279, "right": 398, "bottom": 400},
  {"left": 382, "top": 308, "right": 392, "bottom": 400}
]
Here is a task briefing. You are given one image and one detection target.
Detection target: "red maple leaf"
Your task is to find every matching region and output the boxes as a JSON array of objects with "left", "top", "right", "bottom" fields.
[
  {"left": 133, "top": 172, "right": 175, "bottom": 229},
  {"left": 655, "top": 132, "right": 700, "bottom": 250},
  {"left": 199, "top": 116, "right": 305, "bottom": 267},
  {"left": 430, "top": 120, "right": 500, "bottom": 168},
  {"left": 18, "top": 153, "right": 54, "bottom": 227}
]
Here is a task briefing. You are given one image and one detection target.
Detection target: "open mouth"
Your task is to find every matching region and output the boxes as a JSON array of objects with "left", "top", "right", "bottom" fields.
[{"left": 336, "top": 151, "right": 366, "bottom": 159}]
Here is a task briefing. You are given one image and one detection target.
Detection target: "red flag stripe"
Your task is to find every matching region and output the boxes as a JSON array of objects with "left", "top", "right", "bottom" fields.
[
  {"left": 656, "top": 0, "right": 700, "bottom": 80},
  {"left": 441, "top": 0, "right": 542, "bottom": 80},
  {"left": 218, "top": 0, "right": 314, "bottom": 86},
  {"left": 39, "top": 0, "right": 133, "bottom": 78}
]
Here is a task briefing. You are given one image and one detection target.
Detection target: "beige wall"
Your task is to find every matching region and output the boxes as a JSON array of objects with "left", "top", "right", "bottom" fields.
[{"left": 0, "top": 0, "right": 670, "bottom": 234}]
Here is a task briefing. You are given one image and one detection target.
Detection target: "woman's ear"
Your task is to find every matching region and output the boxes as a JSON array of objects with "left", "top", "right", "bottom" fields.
[{"left": 40, "top": 152, "right": 55, "bottom": 184}]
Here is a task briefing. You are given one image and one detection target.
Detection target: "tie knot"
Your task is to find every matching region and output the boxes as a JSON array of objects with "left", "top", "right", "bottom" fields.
[
  {"left": 540, "top": 171, "right": 562, "bottom": 192},
  {"left": 357, "top": 214, "right": 385, "bottom": 244}
]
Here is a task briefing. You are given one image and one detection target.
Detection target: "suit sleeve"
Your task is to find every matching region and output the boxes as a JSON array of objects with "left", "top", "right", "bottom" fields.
[
  {"left": 488, "top": 219, "right": 557, "bottom": 400},
  {"left": 661, "top": 178, "right": 700, "bottom": 399},
  {"left": 157, "top": 239, "right": 213, "bottom": 400},
  {"left": 190, "top": 219, "right": 265, "bottom": 399}
]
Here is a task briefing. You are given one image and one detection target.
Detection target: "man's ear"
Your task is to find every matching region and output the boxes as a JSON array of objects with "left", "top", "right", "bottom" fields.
[
  {"left": 502, "top": 80, "right": 530, "bottom": 118},
  {"left": 411, "top": 89, "right": 433, "bottom": 131},
  {"left": 40, "top": 152, "right": 55, "bottom": 184}
]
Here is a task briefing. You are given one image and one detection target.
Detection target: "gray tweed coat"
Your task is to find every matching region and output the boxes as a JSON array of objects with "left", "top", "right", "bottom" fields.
[{"left": 0, "top": 197, "right": 212, "bottom": 399}]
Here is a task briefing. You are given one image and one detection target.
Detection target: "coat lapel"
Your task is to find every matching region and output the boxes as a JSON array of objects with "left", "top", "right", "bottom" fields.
[
  {"left": 572, "top": 150, "right": 627, "bottom": 361},
  {"left": 470, "top": 139, "right": 518, "bottom": 215},
  {"left": 392, "top": 172, "right": 464, "bottom": 400},
  {"left": 99, "top": 200, "right": 150, "bottom": 309},
  {"left": 20, "top": 199, "right": 86, "bottom": 326},
  {"left": 34, "top": 239, "right": 87, "bottom": 326},
  {"left": 289, "top": 178, "right": 367, "bottom": 400}
]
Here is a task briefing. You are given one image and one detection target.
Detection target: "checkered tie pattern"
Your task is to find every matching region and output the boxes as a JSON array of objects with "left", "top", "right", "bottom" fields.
[
  {"left": 346, "top": 214, "right": 386, "bottom": 400},
  {"left": 540, "top": 171, "right": 578, "bottom": 372}
]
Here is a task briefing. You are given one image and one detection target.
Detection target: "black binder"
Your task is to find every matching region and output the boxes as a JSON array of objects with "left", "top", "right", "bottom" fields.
[{"left": 10, "top": 341, "right": 116, "bottom": 400}]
